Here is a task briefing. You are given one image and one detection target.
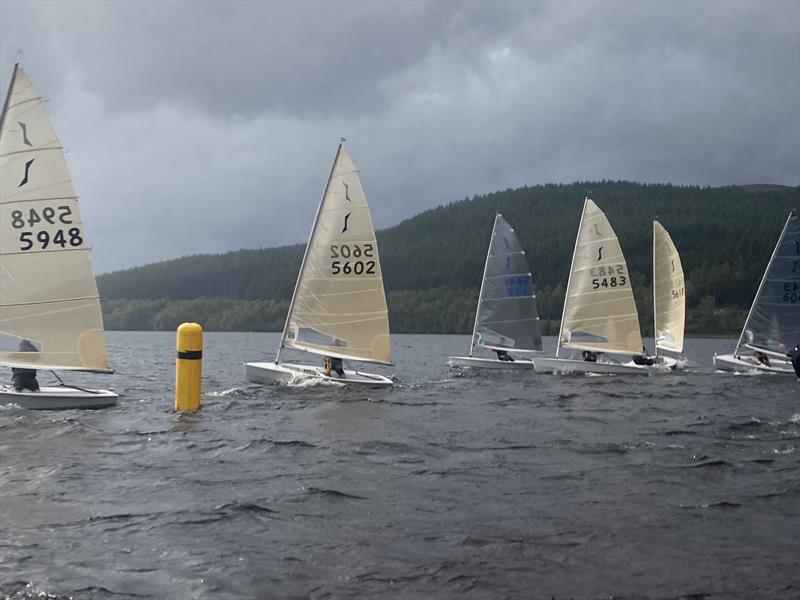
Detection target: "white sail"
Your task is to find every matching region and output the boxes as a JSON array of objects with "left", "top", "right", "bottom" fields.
[
  {"left": 734, "top": 210, "right": 800, "bottom": 359},
  {"left": 558, "top": 197, "right": 643, "bottom": 356},
  {"left": 280, "top": 144, "right": 391, "bottom": 365},
  {"left": 0, "top": 65, "right": 111, "bottom": 373},
  {"left": 471, "top": 213, "right": 541, "bottom": 353},
  {"left": 653, "top": 220, "right": 685, "bottom": 354}
]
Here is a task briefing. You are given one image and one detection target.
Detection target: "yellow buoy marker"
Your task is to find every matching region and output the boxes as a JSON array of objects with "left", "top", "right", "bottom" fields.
[{"left": 175, "top": 322, "right": 203, "bottom": 411}]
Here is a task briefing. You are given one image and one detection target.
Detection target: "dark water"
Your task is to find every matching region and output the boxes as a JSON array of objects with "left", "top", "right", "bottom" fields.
[{"left": 1, "top": 333, "right": 798, "bottom": 600}]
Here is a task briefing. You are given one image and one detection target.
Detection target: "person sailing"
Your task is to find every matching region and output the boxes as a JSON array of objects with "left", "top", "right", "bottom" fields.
[
  {"left": 323, "top": 338, "right": 346, "bottom": 378},
  {"left": 786, "top": 344, "right": 800, "bottom": 378},
  {"left": 12, "top": 339, "right": 40, "bottom": 392},
  {"left": 494, "top": 337, "right": 515, "bottom": 361}
]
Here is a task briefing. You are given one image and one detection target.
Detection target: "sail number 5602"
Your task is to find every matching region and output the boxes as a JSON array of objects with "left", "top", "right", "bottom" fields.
[{"left": 330, "top": 244, "right": 376, "bottom": 276}]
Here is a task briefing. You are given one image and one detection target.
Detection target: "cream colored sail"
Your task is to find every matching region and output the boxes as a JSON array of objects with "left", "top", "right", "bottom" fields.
[
  {"left": 281, "top": 144, "right": 391, "bottom": 364},
  {"left": 653, "top": 221, "right": 685, "bottom": 354},
  {"left": 559, "top": 198, "right": 643, "bottom": 355},
  {"left": 0, "top": 65, "right": 111, "bottom": 372}
]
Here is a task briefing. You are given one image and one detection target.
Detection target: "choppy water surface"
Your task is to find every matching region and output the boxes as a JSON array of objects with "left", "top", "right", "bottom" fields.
[{"left": 1, "top": 333, "right": 798, "bottom": 600}]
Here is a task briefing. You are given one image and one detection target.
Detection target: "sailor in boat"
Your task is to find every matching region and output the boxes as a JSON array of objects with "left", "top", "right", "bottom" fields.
[
  {"left": 632, "top": 345, "right": 655, "bottom": 366},
  {"left": 786, "top": 345, "right": 800, "bottom": 378},
  {"left": 582, "top": 350, "right": 598, "bottom": 362},
  {"left": 494, "top": 337, "right": 515, "bottom": 361},
  {"left": 495, "top": 349, "right": 515, "bottom": 362},
  {"left": 11, "top": 339, "right": 40, "bottom": 393},
  {"left": 323, "top": 338, "right": 346, "bottom": 378},
  {"left": 754, "top": 351, "right": 771, "bottom": 368}
]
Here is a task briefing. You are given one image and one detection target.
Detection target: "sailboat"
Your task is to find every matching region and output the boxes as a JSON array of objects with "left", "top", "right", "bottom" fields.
[
  {"left": 713, "top": 209, "right": 799, "bottom": 374},
  {"left": 651, "top": 220, "right": 685, "bottom": 368},
  {"left": 244, "top": 142, "right": 393, "bottom": 388},
  {"left": 448, "top": 213, "right": 542, "bottom": 369},
  {"left": 0, "top": 64, "right": 118, "bottom": 409},
  {"left": 533, "top": 196, "right": 661, "bottom": 375}
]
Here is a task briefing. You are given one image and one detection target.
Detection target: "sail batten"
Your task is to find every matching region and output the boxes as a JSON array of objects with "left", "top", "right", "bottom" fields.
[
  {"left": 470, "top": 214, "right": 542, "bottom": 354},
  {"left": 559, "top": 198, "right": 643, "bottom": 355},
  {"left": 278, "top": 145, "right": 392, "bottom": 365},
  {"left": 0, "top": 66, "right": 111, "bottom": 372}
]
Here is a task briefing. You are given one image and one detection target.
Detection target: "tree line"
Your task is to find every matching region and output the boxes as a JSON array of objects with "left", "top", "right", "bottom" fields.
[{"left": 98, "top": 181, "right": 797, "bottom": 334}]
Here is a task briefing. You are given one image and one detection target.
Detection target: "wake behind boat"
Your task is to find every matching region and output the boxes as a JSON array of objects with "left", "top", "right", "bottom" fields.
[
  {"left": 532, "top": 196, "right": 670, "bottom": 375},
  {"left": 714, "top": 209, "right": 800, "bottom": 375},
  {"left": 0, "top": 64, "right": 118, "bottom": 410},
  {"left": 244, "top": 142, "right": 393, "bottom": 389},
  {"left": 448, "top": 213, "right": 541, "bottom": 370}
]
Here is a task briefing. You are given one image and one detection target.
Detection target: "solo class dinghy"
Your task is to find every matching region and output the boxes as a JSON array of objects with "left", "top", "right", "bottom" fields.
[
  {"left": 244, "top": 142, "right": 393, "bottom": 388},
  {"left": 0, "top": 65, "right": 117, "bottom": 409},
  {"left": 713, "top": 210, "right": 799, "bottom": 374},
  {"left": 533, "top": 197, "right": 666, "bottom": 375},
  {"left": 448, "top": 213, "right": 541, "bottom": 369}
]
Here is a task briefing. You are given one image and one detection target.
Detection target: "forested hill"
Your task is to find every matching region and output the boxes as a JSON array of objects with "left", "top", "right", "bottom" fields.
[{"left": 98, "top": 181, "right": 799, "bottom": 334}]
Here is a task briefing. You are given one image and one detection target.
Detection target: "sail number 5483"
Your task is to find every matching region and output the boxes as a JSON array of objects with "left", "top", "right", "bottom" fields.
[{"left": 330, "top": 244, "right": 376, "bottom": 276}]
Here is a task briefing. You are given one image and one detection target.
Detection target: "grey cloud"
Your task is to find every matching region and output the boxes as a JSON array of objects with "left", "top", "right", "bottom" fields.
[{"left": 0, "top": 0, "right": 797, "bottom": 273}]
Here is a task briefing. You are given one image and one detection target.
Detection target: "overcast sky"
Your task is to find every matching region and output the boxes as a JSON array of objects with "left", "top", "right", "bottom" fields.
[{"left": 1, "top": 0, "right": 798, "bottom": 273}]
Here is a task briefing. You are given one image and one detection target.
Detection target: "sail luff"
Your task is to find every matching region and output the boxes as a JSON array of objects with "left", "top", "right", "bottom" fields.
[
  {"left": 734, "top": 210, "right": 798, "bottom": 356},
  {"left": 468, "top": 213, "right": 498, "bottom": 357},
  {"left": 276, "top": 142, "right": 343, "bottom": 364},
  {"left": 557, "top": 196, "right": 590, "bottom": 358},
  {"left": 0, "top": 63, "right": 19, "bottom": 134},
  {"left": 652, "top": 220, "right": 657, "bottom": 359}
]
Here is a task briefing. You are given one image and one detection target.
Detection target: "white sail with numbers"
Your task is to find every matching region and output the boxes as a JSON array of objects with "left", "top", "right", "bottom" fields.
[
  {"left": 558, "top": 197, "right": 643, "bottom": 356},
  {"left": 0, "top": 64, "right": 111, "bottom": 373},
  {"left": 653, "top": 220, "right": 685, "bottom": 355},
  {"left": 281, "top": 143, "right": 391, "bottom": 365}
]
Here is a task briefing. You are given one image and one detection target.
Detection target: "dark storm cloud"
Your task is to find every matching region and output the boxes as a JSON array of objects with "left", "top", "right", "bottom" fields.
[{"left": 1, "top": 0, "right": 797, "bottom": 273}]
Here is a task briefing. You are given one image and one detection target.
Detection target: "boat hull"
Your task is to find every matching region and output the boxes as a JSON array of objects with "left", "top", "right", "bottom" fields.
[
  {"left": 531, "top": 357, "right": 666, "bottom": 375},
  {"left": 713, "top": 353, "right": 795, "bottom": 375},
  {"left": 0, "top": 386, "right": 118, "bottom": 410},
  {"left": 447, "top": 356, "right": 535, "bottom": 370},
  {"left": 244, "top": 361, "right": 393, "bottom": 389}
]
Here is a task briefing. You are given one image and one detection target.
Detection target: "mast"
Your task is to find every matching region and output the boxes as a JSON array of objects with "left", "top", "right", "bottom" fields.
[
  {"left": 468, "top": 213, "right": 498, "bottom": 357},
  {"left": 0, "top": 63, "right": 19, "bottom": 135},
  {"left": 652, "top": 220, "right": 658, "bottom": 360},
  {"left": 733, "top": 210, "right": 796, "bottom": 357},
  {"left": 275, "top": 142, "right": 343, "bottom": 364},
  {"left": 556, "top": 195, "right": 590, "bottom": 358}
]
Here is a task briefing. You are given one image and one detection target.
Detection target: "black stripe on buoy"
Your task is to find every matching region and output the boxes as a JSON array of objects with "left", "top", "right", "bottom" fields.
[{"left": 177, "top": 350, "right": 203, "bottom": 360}]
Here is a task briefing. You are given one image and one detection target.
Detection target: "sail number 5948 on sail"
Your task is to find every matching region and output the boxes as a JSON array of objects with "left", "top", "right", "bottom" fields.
[
  {"left": 330, "top": 244, "right": 376, "bottom": 276},
  {"left": 9, "top": 206, "right": 83, "bottom": 251}
]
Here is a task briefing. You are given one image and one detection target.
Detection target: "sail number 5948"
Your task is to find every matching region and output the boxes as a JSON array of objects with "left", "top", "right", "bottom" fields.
[
  {"left": 330, "top": 244, "right": 376, "bottom": 276},
  {"left": 9, "top": 206, "right": 84, "bottom": 251}
]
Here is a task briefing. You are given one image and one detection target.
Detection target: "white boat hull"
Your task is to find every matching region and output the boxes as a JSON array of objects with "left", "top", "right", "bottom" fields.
[
  {"left": 0, "top": 386, "right": 118, "bottom": 410},
  {"left": 244, "top": 361, "right": 393, "bottom": 389},
  {"left": 447, "top": 356, "right": 535, "bottom": 370},
  {"left": 532, "top": 356, "right": 677, "bottom": 375},
  {"left": 713, "top": 353, "right": 795, "bottom": 375}
]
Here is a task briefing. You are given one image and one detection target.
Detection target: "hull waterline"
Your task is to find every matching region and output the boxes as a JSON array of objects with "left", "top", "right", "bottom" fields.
[
  {"left": 244, "top": 361, "right": 393, "bottom": 389},
  {"left": 447, "top": 356, "right": 535, "bottom": 370},
  {"left": 0, "top": 386, "right": 118, "bottom": 410}
]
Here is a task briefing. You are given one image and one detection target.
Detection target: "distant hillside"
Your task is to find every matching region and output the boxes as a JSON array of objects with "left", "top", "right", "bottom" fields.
[{"left": 98, "top": 181, "right": 798, "bottom": 334}]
